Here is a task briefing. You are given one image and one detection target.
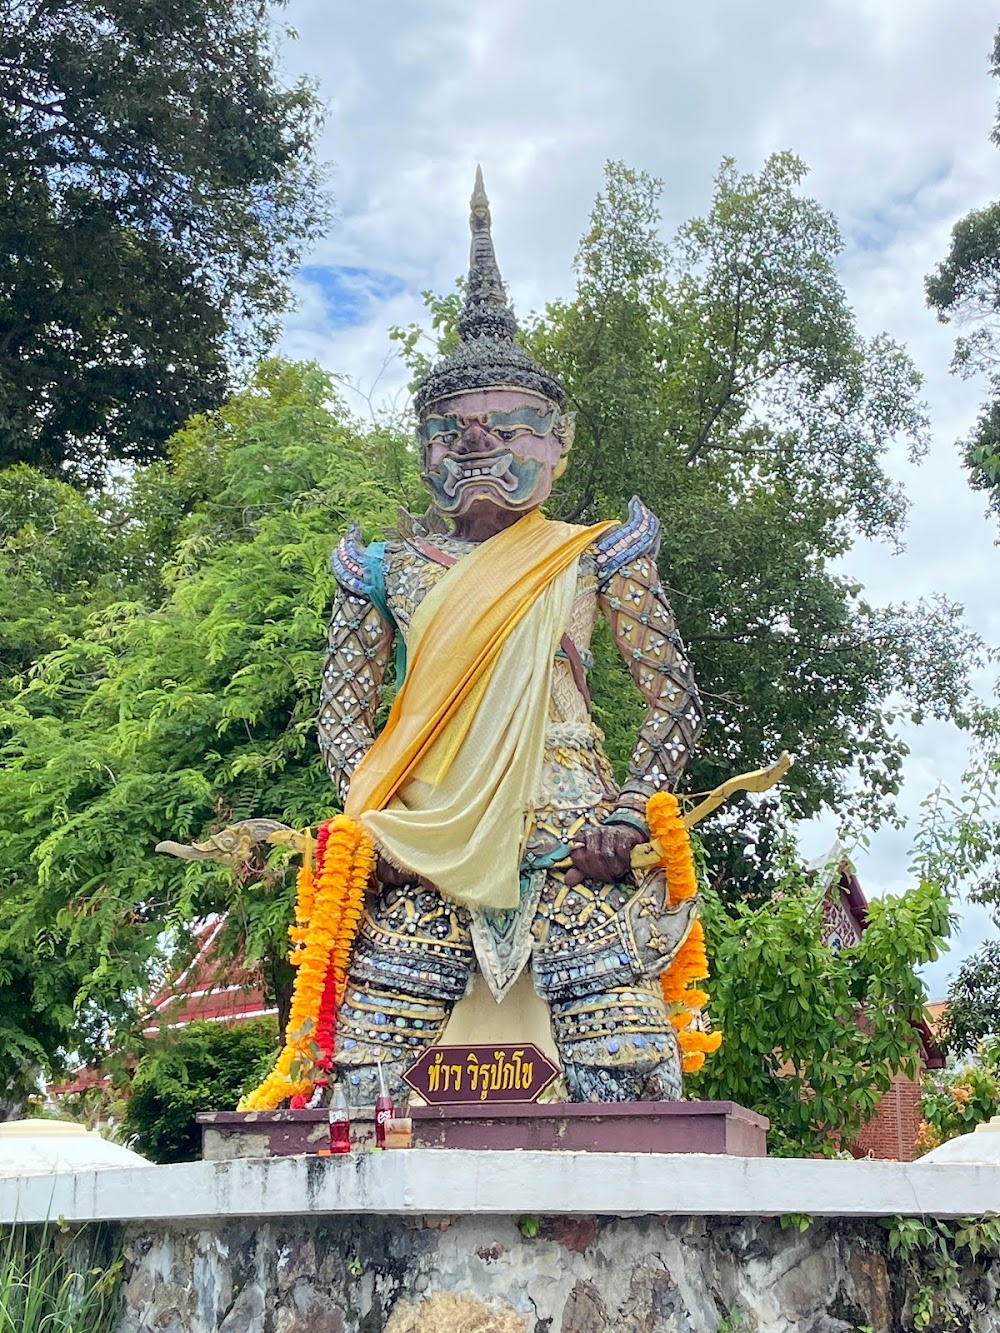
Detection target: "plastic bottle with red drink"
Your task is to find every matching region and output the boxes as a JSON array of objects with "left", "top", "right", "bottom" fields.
[
  {"left": 327, "top": 1085, "right": 351, "bottom": 1154},
  {"left": 374, "top": 1060, "right": 392, "bottom": 1150}
]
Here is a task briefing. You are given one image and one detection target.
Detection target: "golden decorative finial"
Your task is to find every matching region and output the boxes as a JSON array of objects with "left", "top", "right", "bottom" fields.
[{"left": 471, "top": 163, "right": 488, "bottom": 213}]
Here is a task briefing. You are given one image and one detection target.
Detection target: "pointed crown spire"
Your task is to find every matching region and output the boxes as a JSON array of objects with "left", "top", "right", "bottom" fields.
[{"left": 414, "top": 167, "right": 565, "bottom": 413}]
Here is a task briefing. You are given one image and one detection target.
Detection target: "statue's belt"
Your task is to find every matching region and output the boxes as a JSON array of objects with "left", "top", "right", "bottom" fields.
[{"left": 408, "top": 536, "right": 592, "bottom": 708}]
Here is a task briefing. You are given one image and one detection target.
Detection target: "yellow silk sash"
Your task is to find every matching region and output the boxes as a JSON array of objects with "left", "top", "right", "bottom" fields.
[
  {"left": 345, "top": 509, "right": 612, "bottom": 816},
  {"left": 344, "top": 510, "right": 613, "bottom": 908}
]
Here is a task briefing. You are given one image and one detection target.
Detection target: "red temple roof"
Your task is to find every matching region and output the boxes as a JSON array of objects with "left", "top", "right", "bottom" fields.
[{"left": 141, "top": 916, "right": 277, "bottom": 1037}]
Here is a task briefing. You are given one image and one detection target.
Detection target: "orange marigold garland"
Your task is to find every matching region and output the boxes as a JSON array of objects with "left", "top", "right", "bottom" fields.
[
  {"left": 239, "top": 815, "right": 375, "bottom": 1111},
  {"left": 647, "top": 791, "right": 723, "bottom": 1075},
  {"left": 312, "top": 824, "right": 374, "bottom": 1072}
]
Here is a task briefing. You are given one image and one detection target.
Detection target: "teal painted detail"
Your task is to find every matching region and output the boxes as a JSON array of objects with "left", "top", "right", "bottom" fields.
[
  {"left": 523, "top": 843, "right": 573, "bottom": 871},
  {"left": 363, "top": 542, "right": 407, "bottom": 682}
]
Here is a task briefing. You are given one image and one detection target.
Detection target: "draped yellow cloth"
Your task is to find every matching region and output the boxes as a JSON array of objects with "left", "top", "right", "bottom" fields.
[{"left": 345, "top": 509, "right": 614, "bottom": 910}]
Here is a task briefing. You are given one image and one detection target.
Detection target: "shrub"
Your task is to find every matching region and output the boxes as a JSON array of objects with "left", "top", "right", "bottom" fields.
[
  {"left": 122, "top": 1018, "right": 278, "bottom": 1163},
  {"left": 0, "top": 1225, "right": 121, "bottom": 1332},
  {"left": 916, "top": 1038, "right": 1000, "bottom": 1155}
]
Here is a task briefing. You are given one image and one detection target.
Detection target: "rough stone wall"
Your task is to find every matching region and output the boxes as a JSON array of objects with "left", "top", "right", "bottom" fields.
[{"left": 117, "top": 1213, "right": 1000, "bottom": 1333}]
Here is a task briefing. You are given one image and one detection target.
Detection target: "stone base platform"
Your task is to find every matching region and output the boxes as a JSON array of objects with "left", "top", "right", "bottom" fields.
[
  {"left": 197, "top": 1100, "right": 767, "bottom": 1160},
  {"left": 6, "top": 1154, "right": 1000, "bottom": 1332}
]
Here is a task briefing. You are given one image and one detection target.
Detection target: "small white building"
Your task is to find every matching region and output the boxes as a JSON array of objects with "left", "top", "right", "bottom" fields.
[{"left": 0, "top": 1119, "right": 151, "bottom": 1177}]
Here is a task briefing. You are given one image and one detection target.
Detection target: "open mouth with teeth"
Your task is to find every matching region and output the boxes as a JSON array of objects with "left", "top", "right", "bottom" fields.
[
  {"left": 426, "top": 449, "right": 546, "bottom": 512},
  {"left": 440, "top": 450, "right": 517, "bottom": 498}
]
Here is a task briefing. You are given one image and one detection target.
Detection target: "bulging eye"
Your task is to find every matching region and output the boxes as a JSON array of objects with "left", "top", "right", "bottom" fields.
[
  {"left": 433, "top": 430, "right": 459, "bottom": 445},
  {"left": 495, "top": 427, "right": 526, "bottom": 442}
]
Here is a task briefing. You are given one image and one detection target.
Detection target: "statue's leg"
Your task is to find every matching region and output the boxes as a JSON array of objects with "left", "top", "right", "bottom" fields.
[
  {"left": 332, "top": 882, "right": 474, "bottom": 1105},
  {"left": 548, "top": 984, "right": 683, "bottom": 1102},
  {"left": 532, "top": 871, "right": 684, "bottom": 1103}
]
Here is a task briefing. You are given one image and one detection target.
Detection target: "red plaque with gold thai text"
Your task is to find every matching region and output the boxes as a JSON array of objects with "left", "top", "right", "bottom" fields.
[{"left": 402, "top": 1043, "right": 559, "bottom": 1105}]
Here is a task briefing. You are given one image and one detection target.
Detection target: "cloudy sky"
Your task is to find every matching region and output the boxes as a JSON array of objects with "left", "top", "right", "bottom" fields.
[{"left": 277, "top": 0, "right": 1000, "bottom": 995}]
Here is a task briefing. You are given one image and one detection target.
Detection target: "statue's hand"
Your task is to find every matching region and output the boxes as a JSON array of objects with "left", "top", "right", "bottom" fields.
[
  {"left": 564, "top": 823, "right": 646, "bottom": 887},
  {"left": 375, "top": 853, "right": 420, "bottom": 888}
]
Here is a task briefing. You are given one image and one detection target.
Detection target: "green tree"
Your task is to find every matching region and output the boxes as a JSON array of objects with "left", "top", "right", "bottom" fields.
[
  {"left": 0, "top": 359, "right": 422, "bottom": 1092},
  {"left": 916, "top": 1038, "right": 1000, "bottom": 1156},
  {"left": 0, "top": 467, "right": 117, "bottom": 690},
  {"left": 122, "top": 1018, "right": 279, "bottom": 1162},
  {"left": 906, "top": 752, "right": 1000, "bottom": 1059},
  {"left": 944, "top": 943, "right": 1000, "bottom": 1055},
  {"left": 0, "top": 460, "right": 191, "bottom": 711},
  {"left": 550, "top": 159, "right": 977, "bottom": 832},
  {"left": 0, "top": 948, "right": 89, "bottom": 1118},
  {"left": 926, "top": 27, "right": 1000, "bottom": 528},
  {"left": 0, "top": 0, "right": 328, "bottom": 481},
  {"left": 691, "top": 841, "right": 951, "bottom": 1156},
  {"left": 0, "top": 467, "right": 143, "bottom": 1112}
]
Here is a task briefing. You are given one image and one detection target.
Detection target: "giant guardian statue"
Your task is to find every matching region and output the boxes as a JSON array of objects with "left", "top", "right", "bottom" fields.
[{"left": 316, "top": 170, "right": 705, "bottom": 1105}]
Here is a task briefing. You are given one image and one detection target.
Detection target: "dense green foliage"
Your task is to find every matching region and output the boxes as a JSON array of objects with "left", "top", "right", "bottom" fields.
[
  {"left": 0, "top": 0, "right": 327, "bottom": 480},
  {"left": 0, "top": 469, "right": 119, "bottom": 686},
  {"left": 916, "top": 1039, "right": 1000, "bottom": 1157},
  {"left": 943, "top": 941, "right": 1000, "bottom": 1055},
  {"left": 879, "top": 1213, "right": 1000, "bottom": 1331},
  {"left": 0, "top": 948, "right": 89, "bottom": 1119},
  {"left": 0, "top": 360, "right": 421, "bottom": 1100},
  {"left": 0, "top": 1225, "right": 121, "bottom": 1333},
  {"left": 122, "top": 1019, "right": 278, "bottom": 1161},
  {"left": 690, "top": 847, "right": 951, "bottom": 1156},
  {"left": 0, "top": 468, "right": 136, "bottom": 1111},
  {"left": 909, "top": 754, "right": 1000, "bottom": 1059}
]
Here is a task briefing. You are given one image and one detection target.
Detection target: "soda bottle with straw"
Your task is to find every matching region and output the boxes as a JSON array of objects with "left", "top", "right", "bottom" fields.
[{"left": 374, "top": 1059, "right": 392, "bottom": 1150}]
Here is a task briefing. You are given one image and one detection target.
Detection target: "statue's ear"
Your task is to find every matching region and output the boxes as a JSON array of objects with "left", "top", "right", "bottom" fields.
[
  {"left": 556, "top": 409, "right": 576, "bottom": 453},
  {"left": 553, "top": 410, "right": 575, "bottom": 479}
]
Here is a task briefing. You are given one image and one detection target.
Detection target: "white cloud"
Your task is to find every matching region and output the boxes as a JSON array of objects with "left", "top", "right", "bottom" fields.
[{"left": 280, "top": 0, "right": 1000, "bottom": 995}]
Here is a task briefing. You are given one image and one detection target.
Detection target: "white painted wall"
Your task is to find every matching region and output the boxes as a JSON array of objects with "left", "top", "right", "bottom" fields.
[{"left": 1, "top": 1150, "right": 998, "bottom": 1225}]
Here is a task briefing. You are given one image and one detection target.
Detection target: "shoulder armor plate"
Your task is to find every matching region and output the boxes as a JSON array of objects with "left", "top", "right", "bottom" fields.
[
  {"left": 595, "top": 497, "right": 661, "bottom": 585},
  {"left": 330, "top": 521, "right": 370, "bottom": 597}
]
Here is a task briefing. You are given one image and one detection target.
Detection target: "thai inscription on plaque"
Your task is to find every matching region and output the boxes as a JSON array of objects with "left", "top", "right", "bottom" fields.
[{"left": 403, "top": 1043, "right": 559, "bottom": 1105}]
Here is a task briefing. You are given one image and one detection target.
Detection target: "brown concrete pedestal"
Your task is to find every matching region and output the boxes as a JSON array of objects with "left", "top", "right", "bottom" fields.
[{"left": 197, "top": 1100, "right": 767, "bottom": 1160}]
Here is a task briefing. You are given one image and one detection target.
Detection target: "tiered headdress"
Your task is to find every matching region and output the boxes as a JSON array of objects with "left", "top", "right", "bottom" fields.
[{"left": 413, "top": 167, "right": 566, "bottom": 413}]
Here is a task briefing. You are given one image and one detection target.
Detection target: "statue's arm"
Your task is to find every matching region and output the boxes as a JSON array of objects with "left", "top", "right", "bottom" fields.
[
  {"left": 596, "top": 499, "right": 704, "bottom": 832},
  {"left": 317, "top": 530, "right": 394, "bottom": 806}
]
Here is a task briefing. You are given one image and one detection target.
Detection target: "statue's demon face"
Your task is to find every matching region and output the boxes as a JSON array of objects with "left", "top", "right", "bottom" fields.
[{"left": 419, "top": 388, "right": 572, "bottom": 517}]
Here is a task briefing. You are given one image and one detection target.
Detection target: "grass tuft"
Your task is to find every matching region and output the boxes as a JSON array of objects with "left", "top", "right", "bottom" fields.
[{"left": 0, "top": 1224, "right": 122, "bottom": 1332}]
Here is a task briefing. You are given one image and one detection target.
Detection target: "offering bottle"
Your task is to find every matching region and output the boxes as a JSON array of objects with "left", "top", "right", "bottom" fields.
[
  {"left": 328, "top": 1086, "right": 351, "bottom": 1155},
  {"left": 374, "top": 1060, "right": 392, "bottom": 1150}
]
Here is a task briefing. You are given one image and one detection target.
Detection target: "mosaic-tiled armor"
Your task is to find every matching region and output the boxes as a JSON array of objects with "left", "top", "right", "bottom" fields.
[{"left": 318, "top": 498, "right": 703, "bottom": 1103}]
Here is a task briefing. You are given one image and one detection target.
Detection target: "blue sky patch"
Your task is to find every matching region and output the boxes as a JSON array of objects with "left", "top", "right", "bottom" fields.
[
  {"left": 300, "top": 264, "right": 407, "bottom": 329},
  {"left": 846, "top": 160, "right": 953, "bottom": 254}
]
